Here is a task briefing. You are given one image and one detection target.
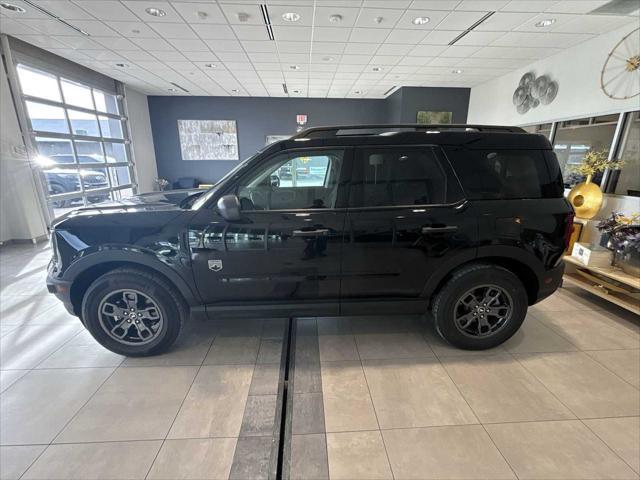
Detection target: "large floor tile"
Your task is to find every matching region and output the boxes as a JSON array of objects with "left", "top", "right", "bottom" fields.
[
  {"left": 169, "top": 364, "right": 253, "bottom": 438},
  {"left": 1, "top": 368, "right": 113, "bottom": 445},
  {"left": 229, "top": 436, "right": 272, "bottom": 480},
  {"left": 0, "top": 294, "right": 58, "bottom": 326},
  {"left": 122, "top": 322, "right": 217, "bottom": 367},
  {"left": 535, "top": 309, "right": 640, "bottom": 350},
  {"left": 442, "top": 354, "right": 575, "bottom": 423},
  {"left": 21, "top": 303, "right": 80, "bottom": 326},
  {"left": 36, "top": 343, "right": 124, "bottom": 368},
  {"left": 319, "top": 334, "right": 359, "bottom": 362},
  {"left": 516, "top": 352, "right": 640, "bottom": 418},
  {"left": 147, "top": 438, "right": 237, "bottom": 480},
  {"left": 587, "top": 349, "right": 640, "bottom": 388},
  {"left": 239, "top": 394, "right": 278, "bottom": 437},
  {"left": 422, "top": 321, "right": 508, "bottom": 357},
  {"left": 355, "top": 332, "right": 435, "bottom": 360},
  {"left": 532, "top": 287, "right": 608, "bottom": 312},
  {"left": 348, "top": 315, "right": 419, "bottom": 335},
  {"left": 203, "top": 335, "right": 260, "bottom": 364},
  {"left": 383, "top": 425, "right": 515, "bottom": 479},
  {"left": 327, "top": 431, "right": 392, "bottom": 480},
  {"left": 56, "top": 366, "right": 198, "bottom": 443},
  {"left": 487, "top": 420, "right": 638, "bottom": 480},
  {"left": 584, "top": 417, "right": 640, "bottom": 474},
  {"left": 502, "top": 316, "right": 577, "bottom": 353},
  {"left": 289, "top": 434, "right": 329, "bottom": 480},
  {"left": 0, "top": 324, "right": 83, "bottom": 370},
  {"left": 22, "top": 441, "right": 162, "bottom": 479},
  {"left": 321, "top": 360, "right": 379, "bottom": 432},
  {"left": 362, "top": 358, "right": 477, "bottom": 429},
  {"left": 0, "top": 445, "right": 45, "bottom": 480}
]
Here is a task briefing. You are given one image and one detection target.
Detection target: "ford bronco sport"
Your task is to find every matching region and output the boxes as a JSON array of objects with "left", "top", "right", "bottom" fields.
[{"left": 47, "top": 124, "right": 573, "bottom": 356}]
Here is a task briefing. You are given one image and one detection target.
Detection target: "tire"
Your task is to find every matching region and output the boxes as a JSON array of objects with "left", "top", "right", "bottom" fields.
[
  {"left": 432, "top": 263, "right": 528, "bottom": 350},
  {"left": 81, "top": 268, "right": 186, "bottom": 356}
]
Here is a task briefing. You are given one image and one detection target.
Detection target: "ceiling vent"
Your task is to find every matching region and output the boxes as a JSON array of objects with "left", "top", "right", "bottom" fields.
[
  {"left": 260, "top": 4, "right": 275, "bottom": 40},
  {"left": 21, "top": 0, "right": 89, "bottom": 35},
  {"left": 282, "top": 83, "right": 289, "bottom": 94},
  {"left": 383, "top": 85, "right": 398, "bottom": 96},
  {"left": 589, "top": 0, "right": 640, "bottom": 15},
  {"left": 170, "top": 82, "right": 190, "bottom": 93},
  {"left": 448, "top": 11, "right": 495, "bottom": 46}
]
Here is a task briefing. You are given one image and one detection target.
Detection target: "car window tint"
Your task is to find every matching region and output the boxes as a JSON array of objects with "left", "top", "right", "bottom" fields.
[
  {"left": 447, "top": 149, "right": 555, "bottom": 200},
  {"left": 350, "top": 147, "right": 460, "bottom": 207},
  {"left": 237, "top": 149, "right": 344, "bottom": 210}
]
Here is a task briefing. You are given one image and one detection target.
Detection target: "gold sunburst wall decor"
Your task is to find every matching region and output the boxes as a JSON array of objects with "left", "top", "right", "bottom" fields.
[{"left": 601, "top": 27, "right": 640, "bottom": 100}]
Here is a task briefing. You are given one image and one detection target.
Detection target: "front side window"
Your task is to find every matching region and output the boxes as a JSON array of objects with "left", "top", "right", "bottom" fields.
[
  {"left": 237, "top": 149, "right": 344, "bottom": 210},
  {"left": 349, "top": 147, "right": 461, "bottom": 207}
]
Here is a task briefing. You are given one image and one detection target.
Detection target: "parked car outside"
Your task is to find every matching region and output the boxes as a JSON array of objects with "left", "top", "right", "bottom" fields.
[{"left": 47, "top": 124, "right": 573, "bottom": 356}]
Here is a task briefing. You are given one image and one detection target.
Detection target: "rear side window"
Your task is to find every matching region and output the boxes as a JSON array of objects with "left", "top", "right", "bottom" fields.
[
  {"left": 349, "top": 147, "right": 464, "bottom": 207},
  {"left": 446, "top": 148, "right": 561, "bottom": 200}
]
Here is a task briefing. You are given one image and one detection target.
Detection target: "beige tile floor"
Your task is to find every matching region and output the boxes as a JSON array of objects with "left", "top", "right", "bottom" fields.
[{"left": 1, "top": 242, "right": 639, "bottom": 479}]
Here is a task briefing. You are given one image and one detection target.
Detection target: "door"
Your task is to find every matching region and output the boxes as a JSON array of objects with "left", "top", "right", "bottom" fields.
[
  {"left": 340, "top": 145, "right": 477, "bottom": 304},
  {"left": 189, "top": 148, "right": 349, "bottom": 316}
]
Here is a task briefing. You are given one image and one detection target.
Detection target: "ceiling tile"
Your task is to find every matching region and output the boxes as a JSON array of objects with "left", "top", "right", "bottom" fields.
[
  {"left": 396, "top": 10, "right": 450, "bottom": 29},
  {"left": 168, "top": 38, "right": 209, "bottom": 51},
  {"left": 18, "top": 18, "right": 81, "bottom": 35},
  {"left": 277, "top": 41, "right": 310, "bottom": 53},
  {"left": 355, "top": 8, "right": 404, "bottom": 28},
  {"left": 421, "top": 30, "right": 463, "bottom": 44},
  {"left": 89, "top": 36, "right": 140, "bottom": 50},
  {"left": 397, "top": 56, "right": 432, "bottom": 65},
  {"left": 500, "top": 0, "right": 558, "bottom": 12},
  {"left": 190, "top": 23, "right": 236, "bottom": 39},
  {"left": 232, "top": 25, "right": 271, "bottom": 41},
  {"left": 131, "top": 36, "right": 175, "bottom": 50},
  {"left": 241, "top": 40, "right": 278, "bottom": 52},
  {"left": 149, "top": 50, "right": 187, "bottom": 61},
  {"left": 440, "top": 45, "right": 481, "bottom": 57},
  {"left": 204, "top": 39, "right": 243, "bottom": 52},
  {"left": 74, "top": 1, "right": 138, "bottom": 21},
  {"left": 216, "top": 51, "right": 248, "bottom": 61},
  {"left": 247, "top": 52, "right": 281, "bottom": 63},
  {"left": 313, "top": 42, "right": 347, "bottom": 54},
  {"left": 273, "top": 25, "right": 312, "bottom": 41},
  {"left": 340, "top": 54, "right": 374, "bottom": 65},
  {"left": 370, "top": 55, "right": 401, "bottom": 65},
  {"left": 0, "top": 18, "right": 41, "bottom": 35},
  {"left": 474, "top": 11, "right": 538, "bottom": 31},
  {"left": 492, "top": 31, "right": 593, "bottom": 48},
  {"left": 545, "top": 0, "right": 610, "bottom": 14},
  {"left": 105, "top": 21, "right": 160, "bottom": 37},
  {"left": 218, "top": 3, "right": 263, "bottom": 25},
  {"left": 183, "top": 50, "right": 220, "bottom": 61},
  {"left": 409, "top": 0, "right": 465, "bottom": 9},
  {"left": 268, "top": 4, "right": 315, "bottom": 26},
  {"left": 428, "top": 56, "right": 464, "bottom": 66},
  {"left": 456, "top": 0, "right": 510, "bottom": 11},
  {"left": 376, "top": 43, "right": 414, "bottom": 55},
  {"left": 384, "top": 29, "right": 429, "bottom": 44},
  {"left": 343, "top": 43, "right": 380, "bottom": 54},
  {"left": 314, "top": 6, "right": 361, "bottom": 28},
  {"left": 349, "top": 28, "right": 391, "bottom": 43},
  {"left": 148, "top": 22, "right": 197, "bottom": 39},
  {"left": 313, "top": 26, "right": 351, "bottom": 42},
  {"left": 408, "top": 44, "right": 448, "bottom": 56},
  {"left": 453, "top": 30, "right": 505, "bottom": 45},
  {"left": 69, "top": 20, "right": 120, "bottom": 36},
  {"left": 436, "top": 11, "right": 488, "bottom": 30},
  {"left": 172, "top": 2, "right": 227, "bottom": 24},
  {"left": 121, "top": 1, "right": 182, "bottom": 22},
  {"left": 36, "top": 1, "right": 95, "bottom": 19}
]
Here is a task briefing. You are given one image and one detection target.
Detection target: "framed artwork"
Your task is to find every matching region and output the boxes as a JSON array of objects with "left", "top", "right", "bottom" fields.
[
  {"left": 416, "top": 111, "right": 453, "bottom": 125},
  {"left": 177, "top": 120, "right": 239, "bottom": 160},
  {"left": 265, "top": 135, "right": 290, "bottom": 145}
]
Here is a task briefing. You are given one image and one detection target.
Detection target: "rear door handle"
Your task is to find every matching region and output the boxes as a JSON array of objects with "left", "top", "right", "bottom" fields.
[
  {"left": 421, "top": 226, "right": 458, "bottom": 234},
  {"left": 292, "top": 228, "right": 330, "bottom": 237}
]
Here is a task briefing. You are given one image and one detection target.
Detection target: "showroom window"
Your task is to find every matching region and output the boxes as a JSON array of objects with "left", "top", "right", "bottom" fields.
[
  {"left": 552, "top": 114, "right": 619, "bottom": 188},
  {"left": 608, "top": 110, "right": 640, "bottom": 196},
  {"left": 522, "top": 123, "right": 553, "bottom": 139},
  {"left": 16, "top": 64, "right": 136, "bottom": 219}
]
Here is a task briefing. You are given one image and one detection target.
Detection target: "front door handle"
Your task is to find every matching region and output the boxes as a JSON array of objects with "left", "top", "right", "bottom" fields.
[
  {"left": 293, "top": 228, "right": 330, "bottom": 237},
  {"left": 422, "top": 226, "right": 458, "bottom": 234}
]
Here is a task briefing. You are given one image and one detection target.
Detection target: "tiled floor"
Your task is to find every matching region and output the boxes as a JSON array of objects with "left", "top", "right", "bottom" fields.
[{"left": 1, "top": 242, "right": 639, "bottom": 479}]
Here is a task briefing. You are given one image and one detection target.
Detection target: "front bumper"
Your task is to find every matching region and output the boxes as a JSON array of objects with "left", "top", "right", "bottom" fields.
[
  {"left": 534, "top": 260, "right": 565, "bottom": 304},
  {"left": 46, "top": 260, "right": 75, "bottom": 315}
]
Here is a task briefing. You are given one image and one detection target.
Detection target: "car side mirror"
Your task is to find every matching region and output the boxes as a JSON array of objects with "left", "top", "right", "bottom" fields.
[{"left": 217, "top": 194, "right": 241, "bottom": 221}]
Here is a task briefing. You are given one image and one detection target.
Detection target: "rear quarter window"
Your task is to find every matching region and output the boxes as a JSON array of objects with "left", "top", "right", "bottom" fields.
[{"left": 445, "top": 148, "right": 563, "bottom": 200}]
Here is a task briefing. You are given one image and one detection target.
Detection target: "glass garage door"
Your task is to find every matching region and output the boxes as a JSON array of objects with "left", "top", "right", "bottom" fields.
[{"left": 15, "top": 64, "right": 136, "bottom": 219}]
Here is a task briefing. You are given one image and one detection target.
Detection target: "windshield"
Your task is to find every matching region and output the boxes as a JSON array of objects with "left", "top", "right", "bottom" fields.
[{"left": 191, "top": 154, "right": 257, "bottom": 210}]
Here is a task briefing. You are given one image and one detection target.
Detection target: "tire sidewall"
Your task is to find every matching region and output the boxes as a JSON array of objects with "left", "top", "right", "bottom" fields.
[
  {"left": 82, "top": 272, "right": 181, "bottom": 356},
  {"left": 435, "top": 267, "right": 528, "bottom": 350}
]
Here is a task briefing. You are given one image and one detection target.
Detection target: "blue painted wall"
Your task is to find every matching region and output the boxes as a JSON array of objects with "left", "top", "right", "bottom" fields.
[{"left": 148, "top": 87, "right": 470, "bottom": 184}]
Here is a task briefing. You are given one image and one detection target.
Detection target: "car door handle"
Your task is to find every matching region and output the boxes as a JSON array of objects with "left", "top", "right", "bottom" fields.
[
  {"left": 293, "top": 228, "right": 330, "bottom": 237},
  {"left": 422, "top": 226, "right": 458, "bottom": 234}
]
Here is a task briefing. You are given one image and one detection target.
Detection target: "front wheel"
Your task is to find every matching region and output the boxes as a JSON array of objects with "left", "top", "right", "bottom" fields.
[
  {"left": 81, "top": 268, "right": 185, "bottom": 356},
  {"left": 432, "top": 264, "right": 528, "bottom": 350}
]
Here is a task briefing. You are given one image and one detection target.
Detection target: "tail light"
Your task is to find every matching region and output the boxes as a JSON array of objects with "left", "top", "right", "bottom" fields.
[{"left": 563, "top": 213, "right": 575, "bottom": 251}]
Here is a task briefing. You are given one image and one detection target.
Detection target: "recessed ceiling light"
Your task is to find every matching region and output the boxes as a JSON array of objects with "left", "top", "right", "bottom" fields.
[
  {"left": 282, "top": 12, "right": 300, "bottom": 22},
  {"left": 322, "top": 56, "right": 335, "bottom": 62},
  {"left": 292, "top": 89, "right": 301, "bottom": 94},
  {"left": 412, "top": 16, "right": 430, "bottom": 25},
  {"left": 373, "top": 16, "right": 383, "bottom": 24},
  {"left": 328, "top": 14, "right": 342, "bottom": 23},
  {"left": 231, "top": 89, "right": 240, "bottom": 93},
  {"left": 131, "top": 29, "right": 141, "bottom": 34},
  {"left": 290, "top": 65, "right": 300, "bottom": 70},
  {"left": 452, "top": 68, "right": 463, "bottom": 74},
  {"left": 372, "top": 66, "right": 383, "bottom": 72},
  {"left": 145, "top": 7, "right": 166, "bottom": 17},
  {"left": 535, "top": 18, "right": 556, "bottom": 27},
  {"left": 167, "top": 88, "right": 178, "bottom": 92},
  {"left": 115, "top": 63, "right": 129, "bottom": 68},
  {"left": 197, "top": 11, "right": 208, "bottom": 20},
  {"left": 0, "top": 3, "right": 26, "bottom": 13},
  {"left": 237, "top": 12, "right": 250, "bottom": 22},
  {"left": 354, "top": 90, "right": 362, "bottom": 94},
  {"left": 204, "top": 63, "right": 216, "bottom": 68}
]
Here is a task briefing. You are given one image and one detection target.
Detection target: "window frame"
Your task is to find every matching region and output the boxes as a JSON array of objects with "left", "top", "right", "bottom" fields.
[
  {"left": 227, "top": 146, "right": 352, "bottom": 213},
  {"left": 346, "top": 144, "right": 466, "bottom": 211},
  {"left": 14, "top": 63, "right": 137, "bottom": 216}
]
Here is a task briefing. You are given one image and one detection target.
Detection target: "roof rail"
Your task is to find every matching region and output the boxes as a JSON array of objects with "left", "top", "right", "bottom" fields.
[{"left": 292, "top": 124, "right": 526, "bottom": 139}]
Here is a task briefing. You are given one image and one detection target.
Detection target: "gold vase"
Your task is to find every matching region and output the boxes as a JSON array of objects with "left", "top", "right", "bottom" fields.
[{"left": 567, "top": 174, "right": 604, "bottom": 219}]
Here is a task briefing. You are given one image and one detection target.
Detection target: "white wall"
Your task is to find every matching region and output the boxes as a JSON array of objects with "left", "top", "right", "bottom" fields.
[
  {"left": 0, "top": 61, "right": 48, "bottom": 243},
  {"left": 126, "top": 87, "right": 158, "bottom": 193},
  {"left": 468, "top": 23, "right": 639, "bottom": 125}
]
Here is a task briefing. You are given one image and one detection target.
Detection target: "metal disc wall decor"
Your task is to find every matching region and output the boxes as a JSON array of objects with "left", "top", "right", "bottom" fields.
[
  {"left": 600, "top": 27, "right": 640, "bottom": 100},
  {"left": 512, "top": 71, "right": 559, "bottom": 114}
]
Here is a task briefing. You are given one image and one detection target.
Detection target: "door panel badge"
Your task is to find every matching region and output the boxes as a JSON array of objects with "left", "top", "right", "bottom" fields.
[{"left": 208, "top": 259, "right": 223, "bottom": 272}]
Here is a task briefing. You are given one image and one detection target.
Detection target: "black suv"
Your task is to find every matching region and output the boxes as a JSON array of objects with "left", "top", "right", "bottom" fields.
[{"left": 47, "top": 124, "right": 573, "bottom": 356}]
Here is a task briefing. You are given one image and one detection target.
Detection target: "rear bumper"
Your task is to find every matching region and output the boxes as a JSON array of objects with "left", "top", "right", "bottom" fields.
[{"left": 534, "top": 260, "right": 565, "bottom": 304}]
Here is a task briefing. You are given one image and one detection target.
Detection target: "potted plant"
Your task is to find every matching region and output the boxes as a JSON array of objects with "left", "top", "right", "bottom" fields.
[
  {"left": 597, "top": 212, "right": 640, "bottom": 276},
  {"left": 567, "top": 150, "right": 625, "bottom": 219}
]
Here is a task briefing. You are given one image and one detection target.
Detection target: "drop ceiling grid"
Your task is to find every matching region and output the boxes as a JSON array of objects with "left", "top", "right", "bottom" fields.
[{"left": 0, "top": 0, "right": 636, "bottom": 97}]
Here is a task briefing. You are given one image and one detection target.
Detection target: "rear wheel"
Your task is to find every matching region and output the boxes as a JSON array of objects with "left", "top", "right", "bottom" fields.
[
  {"left": 432, "top": 264, "right": 528, "bottom": 350},
  {"left": 81, "top": 268, "right": 185, "bottom": 356}
]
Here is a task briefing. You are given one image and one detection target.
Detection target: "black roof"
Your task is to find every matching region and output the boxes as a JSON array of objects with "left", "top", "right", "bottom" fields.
[{"left": 270, "top": 124, "right": 551, "bottom": 152}]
